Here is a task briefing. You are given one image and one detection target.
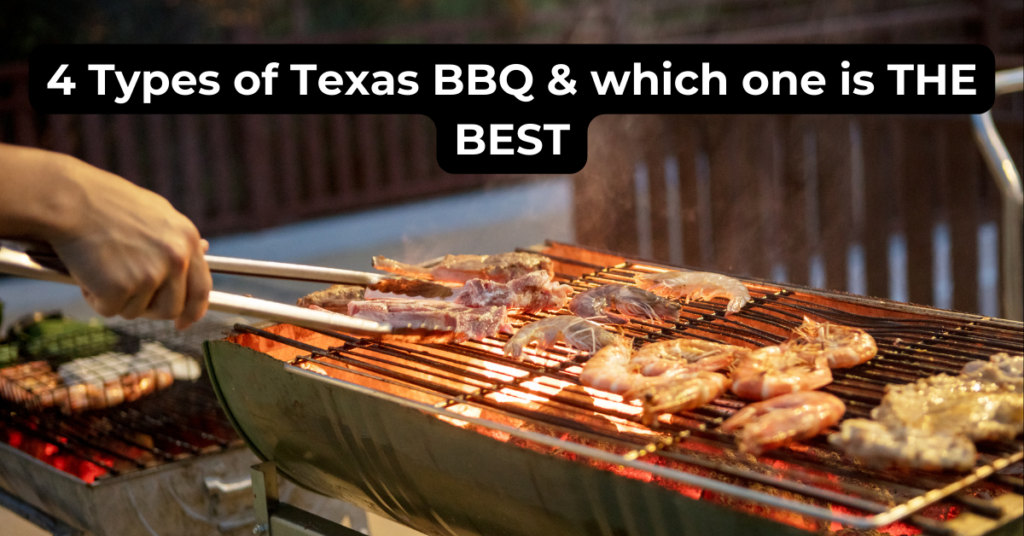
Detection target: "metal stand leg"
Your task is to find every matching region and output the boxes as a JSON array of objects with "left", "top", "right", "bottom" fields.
[{"left": 250, "top": 462, "right": 365, "bottom": 536}]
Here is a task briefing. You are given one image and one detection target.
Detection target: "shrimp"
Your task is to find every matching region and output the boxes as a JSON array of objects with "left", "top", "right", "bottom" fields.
[
  {"left": 788, "top": 317, "right": 877, "bottom": 368},
  {"left": 581, "top": 338, "right": 731, "bottom": 425},
  {"left": 631, "top": 338, "right": 750, "bottom": 376},
  {"left": 568, "top": 284, "right": 681, "bottom": 325},
  {"left": 729, "top": 345, "right": 833, "bottom": 400},
  {"left": 635, "top": 271, "right": 751, "bottom": 314},
  {"left": 720, "top": 391, "right": 846, "bottom": 455},
  {"left": 627, "top": 371, "right": 732, "bottom": 426},
  {"left": 503, "top": 316, "right": 618, "bottom": 359}
]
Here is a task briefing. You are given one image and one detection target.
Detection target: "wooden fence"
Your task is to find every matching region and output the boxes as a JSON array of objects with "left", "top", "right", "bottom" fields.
[{"left": 574, "top": 112, "right": 1023, "bottom": 317}]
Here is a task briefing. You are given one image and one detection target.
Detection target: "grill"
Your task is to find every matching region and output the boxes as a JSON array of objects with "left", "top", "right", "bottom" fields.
[
  {"left": 0, "top": 319, "right": 365, "bottom": 536},
  {"left": 207, "top": 241, "right": 1024, "bottom": 536}
]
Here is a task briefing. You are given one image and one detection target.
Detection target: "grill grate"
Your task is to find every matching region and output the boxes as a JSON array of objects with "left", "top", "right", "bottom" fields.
[
  {"left": 0, "top": 319, "right": 245, "bottom": 483},
  {"left": 235, "top": 247, "right": 1023, "bottom": 533}
]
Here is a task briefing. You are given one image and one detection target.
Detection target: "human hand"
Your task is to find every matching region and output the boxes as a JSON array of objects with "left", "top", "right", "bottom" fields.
[
  {"left": 0, "top": 145, "right": 213, "bottom": 330},
  {"left": 51, "top": 158, "right": 212, "bottom": 329}
]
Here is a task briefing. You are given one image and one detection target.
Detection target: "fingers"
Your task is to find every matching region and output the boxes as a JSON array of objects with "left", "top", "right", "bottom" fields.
[{"left": 176, "top": 245, "right": 212, "bottom": 330}]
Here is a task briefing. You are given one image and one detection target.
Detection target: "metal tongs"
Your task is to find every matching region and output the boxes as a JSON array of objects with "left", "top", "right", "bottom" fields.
[{"left": 0, "top": 242, "right": 457, "bottom": 343}]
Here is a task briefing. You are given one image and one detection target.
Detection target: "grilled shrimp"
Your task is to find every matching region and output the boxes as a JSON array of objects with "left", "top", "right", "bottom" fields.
[
  {"left": 569, "top": 284, "right": 681, "bottom": 325},
  {"left": 626, "top": 371, "right": 732, "bottom": 426},
  {"left": 631, "top": 338, "right": 750, "bottom": 376},
  {"left": 788, "top": 317, "right": 877, "bottom": 368},
  {"left": 581, "top": 338, "right": 731, "bottom": 425},
  {"left": 730, "top": 345, "right": 833, "bottom": 401},
  {"left": 503, "top": 316, "right": 618, "bottom": 359},
  {"left": 579, "top": 337, "right": 643, "bottom": 394},
  {"left": 720, "top": 391, "right": 846, "bottom": 455},
  {"left": 635, "top": 271, "right": 751, "bottom": 314}
]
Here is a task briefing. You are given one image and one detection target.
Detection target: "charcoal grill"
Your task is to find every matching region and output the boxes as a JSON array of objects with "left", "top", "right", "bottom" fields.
[
  {"left": 205, "top": 241, "right": 1024, "bottom": 536},
  {"left": 0, "top": 319, "right": 365, "bottom": 536}
]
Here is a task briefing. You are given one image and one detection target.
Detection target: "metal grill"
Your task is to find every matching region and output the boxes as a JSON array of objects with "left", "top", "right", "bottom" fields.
[
  {"left": 0, "top": 319, "right": 244, "bottom": 483},
  {"left": 233, "top": 244, "right": 1024, "bottom": 534}
]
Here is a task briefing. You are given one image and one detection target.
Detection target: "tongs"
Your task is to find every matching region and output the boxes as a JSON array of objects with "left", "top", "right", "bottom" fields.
[{"left": 0, "top": 243, "right": 457, "bottom": 343}]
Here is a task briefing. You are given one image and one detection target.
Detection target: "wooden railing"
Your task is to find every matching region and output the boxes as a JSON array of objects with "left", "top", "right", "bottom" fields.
[{"left": 574, "top": 112, "right": 1023, "bottom": 317}]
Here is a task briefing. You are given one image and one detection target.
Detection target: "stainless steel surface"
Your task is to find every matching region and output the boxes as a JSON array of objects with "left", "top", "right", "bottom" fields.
[
  {"left": 205, "top": 256, "right": 385, "bottom": 286},
  {"left": 971, "top": 66, "right": 1024, "bottom": 321}
]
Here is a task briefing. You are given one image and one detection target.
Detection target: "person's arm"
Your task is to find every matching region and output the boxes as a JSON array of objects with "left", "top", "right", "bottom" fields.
[{"left": 0, "top": 143, "right": 212, "bottom": 329}]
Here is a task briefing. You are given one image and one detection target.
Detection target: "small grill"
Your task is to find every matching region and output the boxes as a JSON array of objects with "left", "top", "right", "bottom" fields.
[
  {"left": 208, "top": 241, "right": 1024, "bottom": 536},
  {"left": 0, "top": 320, "right": 366, "bottom": 536}
]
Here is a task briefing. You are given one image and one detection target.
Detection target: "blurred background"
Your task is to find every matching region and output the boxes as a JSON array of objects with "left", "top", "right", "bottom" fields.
[
  {"left": 1, "top": 0, "right": 1022, "bottom": 319},
  {"left": 0, "top": 2, "right": 1021, "bottom": 535}
]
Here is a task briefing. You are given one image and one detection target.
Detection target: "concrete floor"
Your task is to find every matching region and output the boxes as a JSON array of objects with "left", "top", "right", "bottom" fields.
[{"left": 0, "top": 177, "right": 574, "bottom": 536}]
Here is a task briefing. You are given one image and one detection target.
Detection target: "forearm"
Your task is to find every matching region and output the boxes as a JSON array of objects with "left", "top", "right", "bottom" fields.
[{"left": 0, "top": 143, "right": 86, "bottom": 242}]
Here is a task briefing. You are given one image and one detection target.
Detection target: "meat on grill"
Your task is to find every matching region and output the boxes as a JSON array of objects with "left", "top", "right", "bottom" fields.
[
  {"left": 871, "top": 374, "right": 1023, "bottom": 443},
  {"left": 297, "top": 284, "right": 365, "bottom": 312},
  {"left": 831, "top": 353, "right": 1023, "bottom": 471},
  {"left": 373, "top": 252, "right": 553, "bottom": 284},
  {"left": 960, "top": 353, "right": 1023, "bottom": 393},
  {"left": 453, "top": 271, "right": 573, "bottom": 314},
  {"left": 568, "top": 284, "right": 681, "bottom": 324},
  {"left": 721, "top": 391, "right": 846, "bottom": 455},
  {"left": 503, "top": 316, "right": 618, "bottom": 359},
  {"left": 634, "top": 270, "right": 751, "bottom": 314},
  {"left": 348, "top": 299, "right": 512, "bottom": 342},
  {"left": 829, "top": 419, "right": 978, "bottom": 472},
  {"left": 786, "top": 317, "right": 877, "bottom": 369}
]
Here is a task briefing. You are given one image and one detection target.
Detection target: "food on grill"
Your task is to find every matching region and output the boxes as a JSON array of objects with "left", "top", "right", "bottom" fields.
[
  {"left": 348, "top": 299, "right": 511, "bottom": 342},
  {"left": 787, "top": 317, "right": 877, "bottom": 369},
  {"left": 829, "top": 419, "right": 978, "bottom": 472},
  {"left": 503, "top": 315, "right": 617, "bottom": 359},
  {"left": 453, "top": 271, "right": 573, "bottom": 314},
  {"left": 960, "top": 353, "right": 1023, "bottom": 392},
  {"left": 568, "top": 284, "right": 681, "bottom": 324},
  {"left": 373, "top": 252, "right": 553, "bottom": 284},
  {"left": 297, "top": 284, "right": 365, "bottom": 312},
  {"left": 721, "top": 391, "right": 846, "bottom": 455},
  {"left": 629, "top": 370, "right": 732, "bottom": 426},
  {"left": 630, "top": 338, "right": 750, "bottom": 376},
  {"left": 729, "top": 345, "right": 833, "bottom": 400},
  {"left": 831, "top": 355, "right": 1023, "bottom": 472},
  {"left": 634, "top": 270, "right": 752, "bottom": 314},
  {"left": 579, "top": 337, "right": 732, "bottom": 425},
  {"left": 871, "top": 374, "right": 1023, "bottom": 443}
]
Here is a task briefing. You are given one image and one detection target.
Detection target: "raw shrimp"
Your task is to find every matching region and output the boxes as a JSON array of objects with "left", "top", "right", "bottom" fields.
[
  {"left": 503, "top": 316, "right": 618, "bottom": 359},
  {"left": 569, "top": 284, "right": 681, "bottom": 324},
  {"left": 729, "top": 345, "right": 833, "bottom": 401},
  {"left": 788, "top": 317, "right": 877, "bottom": 368},
  {"left": 627, "top": 371, "right": 732, "bottom": 426},
  {"left": 631, "top": 338, "right": 750, "bottom": 376},
  {"left": 580, "top": 339, "right": 732, "bottom": 425},
  {"left": 720, "top": 391, "right": 846, "bottom": 455},
  {"left": 373, "top": 252, "right": 552, "bottom": 284},
  {"left": 635, "top": 271, "right": 751, "bottom": 314}
]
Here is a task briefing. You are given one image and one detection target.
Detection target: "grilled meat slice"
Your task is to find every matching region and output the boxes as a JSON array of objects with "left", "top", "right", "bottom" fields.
[
  {"left": 961, "top": 353, "right": 1023, "bottom": 393},
  {"left": 453, "top": 271, "right": 573, "bottom": 314},
  {"left": 297, "top": 284, "right": 365, "bottom": 312},
  {"left": 348, "top": 299, "right": 511, "bottom": 342},
  {"left": 871, "top": 374, "right": 1023, "bottom": 443},
  {"left": 372, "top": 252, "right": 553, "bottom": 284},
  {"left": 829, "top": 419, "right": 978, "bottom": 472}
]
